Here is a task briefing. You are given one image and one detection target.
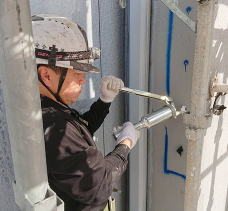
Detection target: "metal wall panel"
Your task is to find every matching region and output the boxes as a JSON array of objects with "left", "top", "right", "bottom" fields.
[
  {"left": 0, "top": 77, "right": 19, "bottom": 211},
  {"left": 98, "top": 2, "right": 127, "bottom": 210}
]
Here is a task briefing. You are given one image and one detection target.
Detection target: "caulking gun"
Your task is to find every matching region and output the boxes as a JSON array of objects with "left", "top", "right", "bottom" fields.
[{"left": 113, "top": 87, "right": 186, "bottom": 139}]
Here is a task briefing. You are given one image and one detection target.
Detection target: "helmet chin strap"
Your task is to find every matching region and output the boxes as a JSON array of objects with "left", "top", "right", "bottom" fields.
[{"left": 54, "top": 67, "right": 68, "bottom": 103}]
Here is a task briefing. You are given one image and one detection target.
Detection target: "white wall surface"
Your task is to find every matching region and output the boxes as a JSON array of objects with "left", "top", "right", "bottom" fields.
[{"left": 198, "top": 1, "right": 228, "bottom": 210}]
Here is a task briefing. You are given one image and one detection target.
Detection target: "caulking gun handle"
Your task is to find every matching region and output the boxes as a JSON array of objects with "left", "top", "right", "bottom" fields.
[{"left": 113, "top": 122, "right": 142, "bottom": 139}]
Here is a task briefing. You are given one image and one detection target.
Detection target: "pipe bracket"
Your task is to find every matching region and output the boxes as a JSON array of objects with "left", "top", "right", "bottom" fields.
[
  {"left": 160, "top": 0, "right": 196, "bottom": 32},
  {"left": 13, "top": 181, "right": 64, "bottom": 211}
]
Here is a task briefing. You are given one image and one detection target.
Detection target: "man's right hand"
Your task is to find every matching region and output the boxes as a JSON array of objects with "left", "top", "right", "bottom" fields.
[{"left": 113, "top": 122, "right": 140, "bottom": 149}]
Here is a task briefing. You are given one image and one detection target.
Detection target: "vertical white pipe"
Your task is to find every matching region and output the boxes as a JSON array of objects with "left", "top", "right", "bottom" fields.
[{"left": 0, "top": 0, "right": 48, "bottom": 210}]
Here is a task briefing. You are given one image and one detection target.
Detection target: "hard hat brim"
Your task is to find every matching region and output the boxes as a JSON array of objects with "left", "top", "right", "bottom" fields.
[
  {"left": 70, "top": 60, "right": 100, "bottom": 73},
  {"left": 36, "top": 58, "right": 100, "bottom": 73}
]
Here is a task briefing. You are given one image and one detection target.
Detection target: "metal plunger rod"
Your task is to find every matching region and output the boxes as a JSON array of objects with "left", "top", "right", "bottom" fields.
[{"left": 119, "top": 87, "right": 173, "bottom": 103}]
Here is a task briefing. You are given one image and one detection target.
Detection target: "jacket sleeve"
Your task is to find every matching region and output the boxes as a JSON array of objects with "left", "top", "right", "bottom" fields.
[
  {"left": 80, "top": 98, "right": 111, "bottom": 135},
  {"left": 50, "top": 145, "right": 130, "bottom": 206},
  {"left": 45, "top": 116, "right": 130, "bottom": 206}
]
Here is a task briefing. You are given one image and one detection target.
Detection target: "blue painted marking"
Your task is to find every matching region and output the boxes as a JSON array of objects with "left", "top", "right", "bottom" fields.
[
  {"left": 186, "top": 7, "right": 192, "bottom": 15},
  {"left": 164, "top": 127, "right": 186, "bottom": 180},
  {"left": 184, "top": 60, "right": 189, "bottom": 72},
  {"left": 164, "top": 11, "right": 186, "bottom": 180},
  {"left": 166, "top": 11, "right": 174, "bottom": 96}
]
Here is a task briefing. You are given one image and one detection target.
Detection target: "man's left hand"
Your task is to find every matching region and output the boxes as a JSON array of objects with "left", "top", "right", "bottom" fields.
[{"left": 99, "top": 76, "right": 124, "bottom": 103}]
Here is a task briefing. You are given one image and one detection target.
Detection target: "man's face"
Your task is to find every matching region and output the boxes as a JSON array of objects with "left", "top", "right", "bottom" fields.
[{"left": 58, "top": 68, "right": 87, "bottom": 105}]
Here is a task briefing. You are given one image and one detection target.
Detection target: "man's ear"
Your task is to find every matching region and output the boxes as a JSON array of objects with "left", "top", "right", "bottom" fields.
[{"left": 38, "top": 65, "right": 51, "bottom": 86}]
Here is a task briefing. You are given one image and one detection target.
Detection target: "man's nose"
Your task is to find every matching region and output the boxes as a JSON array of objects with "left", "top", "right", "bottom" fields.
[{"left": 79, "top": 74, "right": 86, "bottom": 84}]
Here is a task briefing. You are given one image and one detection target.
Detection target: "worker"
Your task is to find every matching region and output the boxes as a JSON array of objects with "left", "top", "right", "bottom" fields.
[{"left": 32, "top": 14, "right": 140, "bottom": 211}]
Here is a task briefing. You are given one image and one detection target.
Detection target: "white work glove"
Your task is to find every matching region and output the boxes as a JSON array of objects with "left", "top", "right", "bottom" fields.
[
  {"left": 99, "top": 76, "right": 124, "bottom": 103},
  {"left": 113, "top": 122, "right": 140, "bottom": 149}
]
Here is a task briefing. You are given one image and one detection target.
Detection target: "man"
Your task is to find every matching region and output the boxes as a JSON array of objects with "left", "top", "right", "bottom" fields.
[{"left": 32, "top": 14, "right": 140, "bottom": 211}]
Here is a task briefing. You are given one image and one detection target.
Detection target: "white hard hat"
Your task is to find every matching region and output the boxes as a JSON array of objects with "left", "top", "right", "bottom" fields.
[{"left": 32, "top": 14, "right": 100, "bottom": 73}]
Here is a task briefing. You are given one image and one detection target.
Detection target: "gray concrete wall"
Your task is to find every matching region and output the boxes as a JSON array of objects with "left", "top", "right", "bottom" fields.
[
  {"left": 148, "top": 0, "right": 228, "bottom": 211},
  {"left": 148, "top": 0, "right": 198, "bottom": 210}
]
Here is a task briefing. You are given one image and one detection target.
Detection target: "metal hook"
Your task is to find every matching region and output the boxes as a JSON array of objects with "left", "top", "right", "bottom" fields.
[{"left": 119, "top": 0, "right": 127, "bottom": 8}]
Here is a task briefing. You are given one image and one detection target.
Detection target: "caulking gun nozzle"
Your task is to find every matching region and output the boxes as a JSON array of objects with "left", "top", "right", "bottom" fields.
[{"left": 178, "top": 106, "right": 190, "bottom": 114}]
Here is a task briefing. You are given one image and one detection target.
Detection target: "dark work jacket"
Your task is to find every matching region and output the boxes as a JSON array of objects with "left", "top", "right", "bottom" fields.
[{"left": 40, "top": 95, "right": 130, "bottom": 211}]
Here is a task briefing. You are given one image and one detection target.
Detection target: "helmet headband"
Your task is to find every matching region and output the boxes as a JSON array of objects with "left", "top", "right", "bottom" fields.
[
  {"left": 35, "top": 45, "right": 100, "bottom": 73},
  {"left": 35, "top": 47, "right": 100, "bottom": 62}
]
